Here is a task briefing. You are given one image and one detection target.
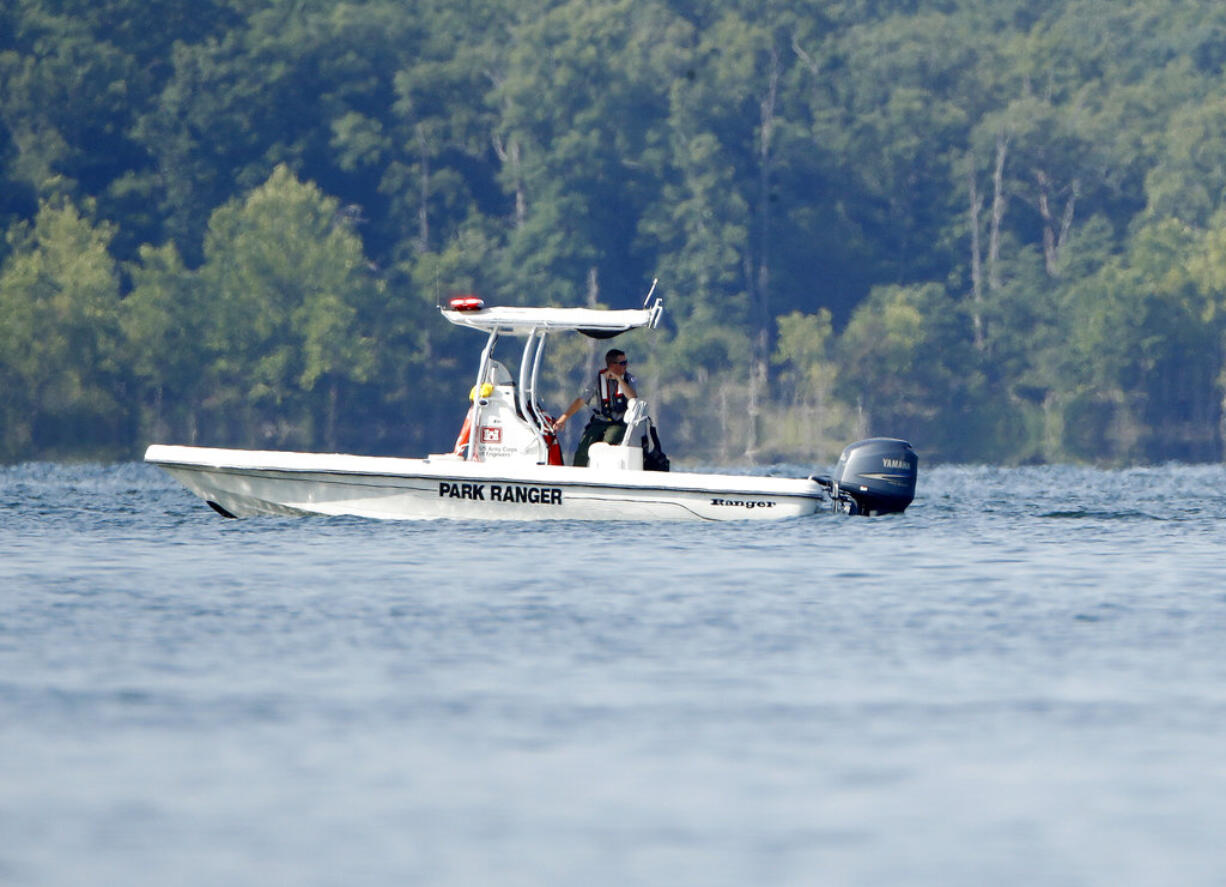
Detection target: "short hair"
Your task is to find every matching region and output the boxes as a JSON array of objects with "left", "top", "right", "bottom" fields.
[{"left": 604, "top": 348, "right": 626, "bottom": 365}]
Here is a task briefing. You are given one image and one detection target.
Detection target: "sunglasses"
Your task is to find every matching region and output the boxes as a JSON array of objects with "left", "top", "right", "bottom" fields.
[{"left": 612, "top": 359, "right": 628, "bottom": 365}]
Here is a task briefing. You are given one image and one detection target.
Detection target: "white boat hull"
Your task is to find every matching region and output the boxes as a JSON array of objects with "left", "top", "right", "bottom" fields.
[{"left": 145, "top": 445, "right": 830, "bottom": 522}]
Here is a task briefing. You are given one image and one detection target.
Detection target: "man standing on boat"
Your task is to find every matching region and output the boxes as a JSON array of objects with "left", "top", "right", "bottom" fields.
[{"left": 552, "top": 349, "right": 637, "bottom": 467}]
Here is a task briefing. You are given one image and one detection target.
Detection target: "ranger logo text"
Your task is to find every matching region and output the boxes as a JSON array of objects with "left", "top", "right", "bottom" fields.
[
  {"left": 710, "top": 498, "right": 776, "bottom": 509},
  {"left": 439, "top": 481, "right": 562, "bottom": 505}
]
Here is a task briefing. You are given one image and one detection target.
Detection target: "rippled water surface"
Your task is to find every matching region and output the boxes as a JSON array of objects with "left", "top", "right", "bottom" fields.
[{"left": 3, "top": 462, "right": 1226, "bottom": 886}]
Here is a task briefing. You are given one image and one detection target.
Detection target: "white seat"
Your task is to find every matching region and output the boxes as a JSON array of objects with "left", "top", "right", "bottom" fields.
[{"left": 589, "top": 442, "right": 644, "bottom": 471}]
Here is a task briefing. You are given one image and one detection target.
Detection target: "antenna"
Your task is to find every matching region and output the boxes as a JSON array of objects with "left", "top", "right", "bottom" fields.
[{"left": 642, "top": 277, "right": 658, "bottom": 308}]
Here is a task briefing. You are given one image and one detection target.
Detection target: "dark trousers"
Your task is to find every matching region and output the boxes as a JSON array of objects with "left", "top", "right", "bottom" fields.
[{"left": 572, "top": 417, "right": 626, "bottom": 466}]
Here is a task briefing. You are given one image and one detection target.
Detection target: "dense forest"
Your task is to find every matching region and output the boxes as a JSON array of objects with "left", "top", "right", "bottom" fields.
[{"left": 5, "top": 0, "right": 1226, "bottom": 465}]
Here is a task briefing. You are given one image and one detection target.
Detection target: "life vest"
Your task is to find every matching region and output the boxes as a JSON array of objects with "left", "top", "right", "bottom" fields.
[
  {"left": 595, "top": 372, "right": 632, "bottom": 421},
  {"left": 453, "top": 408, "right": 473, "bottom": 455}
]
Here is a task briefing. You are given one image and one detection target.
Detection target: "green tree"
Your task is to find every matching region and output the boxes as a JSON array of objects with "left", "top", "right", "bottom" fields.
[
  {"left": 646, "top": 1, "right": 826, "bottom": 459},
  {"left": 132, "top": 1, "right": 414, "bottom": 264},
  {"left": 768, "top": 308, "right": 847, "bottom": 460},
  {"left": 1044, "top": 218, "right": 1218, "bottom": 461},
  {"left": 0, "top": 199, "right": 125, "bottom": 458},
  {"left": 194, "top": 165, "right": 377, "bottom": 449},
  {"left": 121, "top": 242, "right": 207, "bottom": 445},
  {"left": 489, "top": 0, "right": 681, "bottom": 305},
  {"left": 1143, "top": 96, "right": 1226, "bottom": 228},
  {"left": 837, "top": 282, "right": 988, "bottom": 460}
]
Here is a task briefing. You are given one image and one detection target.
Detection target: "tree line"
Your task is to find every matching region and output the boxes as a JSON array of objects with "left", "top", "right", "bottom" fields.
[{"left": 5, "top": 0, "right": 1226, "bottom": 465}]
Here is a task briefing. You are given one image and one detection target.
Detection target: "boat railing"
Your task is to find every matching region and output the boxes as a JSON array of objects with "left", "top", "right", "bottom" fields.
[
  {"left": 518, "top": 328, "right": 551, "bottom": 463},
  {"left": 621, "top": 399, "right": 650, "bottom": 448}
]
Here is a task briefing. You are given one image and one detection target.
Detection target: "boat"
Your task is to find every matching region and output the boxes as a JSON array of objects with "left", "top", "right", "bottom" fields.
[{"left": 145, "top": 289, "right": 917, "bottom": 521}]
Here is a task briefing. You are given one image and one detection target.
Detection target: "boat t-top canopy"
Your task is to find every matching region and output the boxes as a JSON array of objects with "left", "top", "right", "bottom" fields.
[
  {"left": 440, "top": 283, "right": 663, "bottom": 463},
  {"left": 441, "top": 302, "right": 663, "bottom": 338}
]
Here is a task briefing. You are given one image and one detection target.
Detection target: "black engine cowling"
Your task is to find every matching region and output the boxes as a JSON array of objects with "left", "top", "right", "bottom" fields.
[{"left": 817, "top": 438, "right": 918, "bottom": 516}]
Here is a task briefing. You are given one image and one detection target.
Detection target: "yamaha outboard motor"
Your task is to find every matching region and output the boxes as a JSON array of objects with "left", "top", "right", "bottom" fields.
[{"left": 814, "top": 438, "right": 918, "bottom": 516}]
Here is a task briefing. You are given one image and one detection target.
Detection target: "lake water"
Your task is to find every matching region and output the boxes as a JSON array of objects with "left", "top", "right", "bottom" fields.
[{"left": 3, "top": 461, "right": 1226, "bottom": 886}]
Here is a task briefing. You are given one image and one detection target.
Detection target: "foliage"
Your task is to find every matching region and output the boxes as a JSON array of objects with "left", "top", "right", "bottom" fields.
[
  {"left": 4, "top": 0, "right": 1226, "bottom": 464},
  {"left": 0, "top": 199, "right": 124, "bottom": 458}
]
